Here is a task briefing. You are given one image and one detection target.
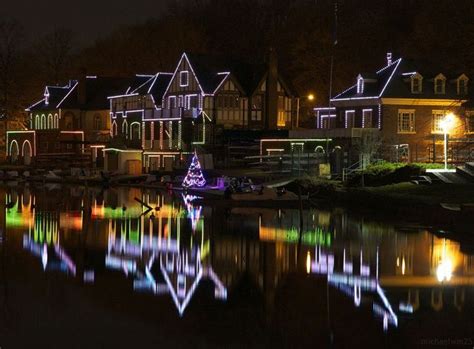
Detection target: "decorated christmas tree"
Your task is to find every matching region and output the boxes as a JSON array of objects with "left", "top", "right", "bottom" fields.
[{"left": 182, "top": 151, "right": 206, "bottom": 188}]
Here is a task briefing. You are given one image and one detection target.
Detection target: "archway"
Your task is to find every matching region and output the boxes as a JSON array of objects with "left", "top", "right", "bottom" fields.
[
  {"left": 122, "top": 120, "right": 128, "bottom": 137},
  {"left": 22, "top": 140, "right": 32, "bottom": 165},
  {"left": 10, "top": 140, "right": 19, "bottom": 163},
  {"left": 130, "top": 122, "right": 140, "bottom": 140},
  {"left": 48, "top": 114, "right": 53, "bottom": 129}
]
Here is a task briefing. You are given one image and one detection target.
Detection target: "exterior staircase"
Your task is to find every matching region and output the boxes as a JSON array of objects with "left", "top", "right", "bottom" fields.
[{"left": 456, "top": 162, "right": 474, "bottom": 183}]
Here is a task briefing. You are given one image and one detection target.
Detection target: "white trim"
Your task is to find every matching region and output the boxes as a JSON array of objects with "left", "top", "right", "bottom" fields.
[
  {"left": 163, "top": 53, "right": 206, "bottom": 98},
  {"left": 9, "top": 139, "right": 19, "bottom": 156},
  {"left": 107, "top": 93, "right": 138, "bottom": 100},
  {"left": 56, "top": 81, "right": 79, "bottom": 108},
  {"left": 25, "top": 98, "right": 46, "bottom": 112},
  {"left": 179, "top": 71, "right": 189, "bottom": 87},
  {"left": 21, "top": 140, "right": 33, "bottom": 157},
  {"left": 379, "top": 58, "right": 402, "bottom": 97},
  {"left": 345, "top": 110, "right": 355, "bottom": 128},
  {"left": 212, "top": 72, "right": 231, "bottom": 94}
]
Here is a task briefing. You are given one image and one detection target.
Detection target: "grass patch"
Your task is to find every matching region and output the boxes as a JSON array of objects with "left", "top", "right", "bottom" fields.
[{"left": 350, "top": 161, "right": 455, "bottom": 187}]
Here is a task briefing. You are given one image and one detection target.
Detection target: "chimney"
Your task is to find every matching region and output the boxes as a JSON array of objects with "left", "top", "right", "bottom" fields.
[
  {"left": 266, "top": 47, "right": 278, "bottom": 130},
  {"left": 77, "top": 67, "right": 87, "bottom": 106},
  {"left": 387, "top": 52, "right": 392, "bottom": 66}
]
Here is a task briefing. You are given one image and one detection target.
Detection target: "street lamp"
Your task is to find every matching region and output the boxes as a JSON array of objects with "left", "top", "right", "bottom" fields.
[
  {"left": 439, "top": 113, "right": 455, "bottom": 170},
  {"left": 307, "top": 93, "right": 315, "bottom": 101}
]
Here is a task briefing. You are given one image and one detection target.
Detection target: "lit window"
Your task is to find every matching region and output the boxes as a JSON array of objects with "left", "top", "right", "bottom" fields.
[
  {"left": 179, "top": 71, "right": 189, "bottom": 87},
  {"left": 432, "top": 111, "right": 445, "bottom": 133},
  {"left": 397, "top": 110, "right": 415, "bottom": 133},
  {"left": 362, "top": 109, "right": 373, "bottom": 128}
]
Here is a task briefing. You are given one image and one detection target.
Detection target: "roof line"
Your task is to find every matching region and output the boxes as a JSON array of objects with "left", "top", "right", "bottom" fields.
[
  {"left": 162, "top": 53, "right": 205, "bottom": 99},
  {"left": 146, "top": 74, "right": 159, "bottom": 94},
  {"left": 378, "top": 58, "right": 402, "bottom": 97},
  {"left": 332, "top": 83, "right": 357, "bottom": 100},
  {"left": 147, "top": 72, "right": 174, "bottom": 96},
  {"left": 25, "top": 98, "right": 46, "bottom": 112},
  {"left": 212, "top": 72, "right": 231, "bottom": 95},
  {"left": 131, "top": 74, "right": 156, "bottom": 94},
  {"left": 56, "top": 81, "right": 79, "bottom": 108}
]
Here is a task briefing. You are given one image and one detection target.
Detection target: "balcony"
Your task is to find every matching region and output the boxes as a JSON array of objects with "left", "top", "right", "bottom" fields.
[
  {"left": 290, "top": 128, "right": 380, "bottom": 139},
  {"left": 142, "top": 108, "right": 202, "bottom": 120}
]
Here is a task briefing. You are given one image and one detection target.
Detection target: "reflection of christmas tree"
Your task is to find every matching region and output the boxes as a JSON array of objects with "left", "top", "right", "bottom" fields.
[{"left": 182, "top": 152, "right": 206, "bottom": 188}]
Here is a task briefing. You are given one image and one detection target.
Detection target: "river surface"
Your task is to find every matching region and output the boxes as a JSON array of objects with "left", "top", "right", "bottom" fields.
[{"left": 0, "top": 184, "right": 473, "bottom": 348}]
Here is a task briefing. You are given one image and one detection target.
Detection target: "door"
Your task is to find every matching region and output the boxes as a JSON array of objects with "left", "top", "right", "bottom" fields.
[{"left": 23, "top": 141, "right": 32, "bottom": 165}]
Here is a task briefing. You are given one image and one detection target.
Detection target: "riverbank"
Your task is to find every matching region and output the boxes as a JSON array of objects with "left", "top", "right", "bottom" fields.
[{"left": 327, "top": 182, "right": 474, "bottom": 241}]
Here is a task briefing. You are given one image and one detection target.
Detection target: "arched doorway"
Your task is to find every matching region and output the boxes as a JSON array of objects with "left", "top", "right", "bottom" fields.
[
  {"left": 10, "top": 140, "right": 19, "bottom": 163},
  {"left": 22, "top": 140, "right": 32, "bottom": 165}
]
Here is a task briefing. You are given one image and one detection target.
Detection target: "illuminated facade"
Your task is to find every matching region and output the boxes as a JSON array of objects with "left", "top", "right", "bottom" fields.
[
  {"left": 313, "top": 53, "right": 474, "bottom": 163},
  {"left": 106, "top": 52, "right": 300, "bottom": 172},
  {"left": 7, "top": 76, "right": 132, "bottom": 168}
]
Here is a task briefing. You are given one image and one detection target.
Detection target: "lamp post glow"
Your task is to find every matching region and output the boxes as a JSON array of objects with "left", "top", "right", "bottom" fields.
[
  {"left": 307, "top": 94, "right": 315, "bottom": 101},
  {"left": 440, "top": 113, "right": 455, "bottom": 171}
]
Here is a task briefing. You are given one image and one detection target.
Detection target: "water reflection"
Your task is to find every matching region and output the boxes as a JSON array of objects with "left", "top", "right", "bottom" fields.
[{"left": 4, "top": 185, "right": 474, "bottom": 331}]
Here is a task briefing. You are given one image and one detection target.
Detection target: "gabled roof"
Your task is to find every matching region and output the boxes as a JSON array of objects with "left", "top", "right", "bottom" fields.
[
  {"left": 26, "top": 83, "right": 75, "bottom": 112},
  {"left": 331, "top": 58, "right": 401, "bottom": 101},
  {"left": 27, "top": 77, "right": 134, "bottom": 112},
  {"left": 130, "top": 73, "right": 173, "bottom": 103},
  {"left": 332, "top": 57, "right": 470, "bottom": 102},
  {"left": 185, "top": 53, "right": 229, "bottom": 94},
  {"left": 60, "top": 77, "right": 134, "bottom": 110},
  {"left": 177, "top": 52, "right": 293, "bottom": 96}
]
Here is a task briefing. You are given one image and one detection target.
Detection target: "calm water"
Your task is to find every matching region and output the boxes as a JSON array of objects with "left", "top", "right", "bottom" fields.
[{"left": 0, "top": 184, "right": 473, "bottom": 348}]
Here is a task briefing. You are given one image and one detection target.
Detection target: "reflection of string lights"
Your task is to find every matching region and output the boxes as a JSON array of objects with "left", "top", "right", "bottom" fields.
[
  {"left": 436, "top": 239, "right": 454, "bottom": 283},
  {"left": 310, "top": 246, "right": 398, "bottom": 330},
  {"left": 182, "top": 194, "right": 203, "bottom": 233},
  {"left": 306, "top": 252, "right": 311, "bottom": 274}
]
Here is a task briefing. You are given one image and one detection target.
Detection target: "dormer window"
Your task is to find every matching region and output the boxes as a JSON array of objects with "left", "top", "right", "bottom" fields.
[
  {"left": 179, "top": 71, "right": 189, "bottom": 87},
  {"left": 44, "top": 89, "right": 50, "bottom": 105},
  {"left": 357, "top": 75, "right": 364, "bottom": 94},
  {"left": 411, "top": 74, "right": 423, "bottom": 94},
  {"left": 434, "top": 74, "right": 446, "bottom": 94},
  {"left": 457, "top": 75, "right": 468, "bottom": 95}
]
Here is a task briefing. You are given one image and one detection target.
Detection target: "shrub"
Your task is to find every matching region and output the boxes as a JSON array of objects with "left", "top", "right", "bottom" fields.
[{"left": 349, "top": 162, "right": 437, "bottom": 186}]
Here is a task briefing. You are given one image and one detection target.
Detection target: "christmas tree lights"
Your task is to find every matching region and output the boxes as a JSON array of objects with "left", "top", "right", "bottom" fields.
[{"left": 182, "top": 152, "right": 206, "bottom": 188}]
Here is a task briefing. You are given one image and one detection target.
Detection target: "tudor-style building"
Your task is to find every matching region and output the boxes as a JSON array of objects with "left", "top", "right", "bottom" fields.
[
  {"left": 7, "top": 76, "right": 131, "bottom": 167},
  {"left": 106, "top": 52, "right": 299, "bottom": 173},
  {"left": 314, "top": 53, "right": 473, "bottom": 164}
]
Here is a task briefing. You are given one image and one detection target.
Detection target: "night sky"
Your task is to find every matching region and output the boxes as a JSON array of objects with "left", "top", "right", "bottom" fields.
[{"left": 2, "top": 0, "right": 167, "bottom": 44}]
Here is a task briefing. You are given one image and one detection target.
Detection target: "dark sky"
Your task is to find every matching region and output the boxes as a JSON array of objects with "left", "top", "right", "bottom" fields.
[{"left": 2, "top": 0, "right": 168, "bottom": 45}]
